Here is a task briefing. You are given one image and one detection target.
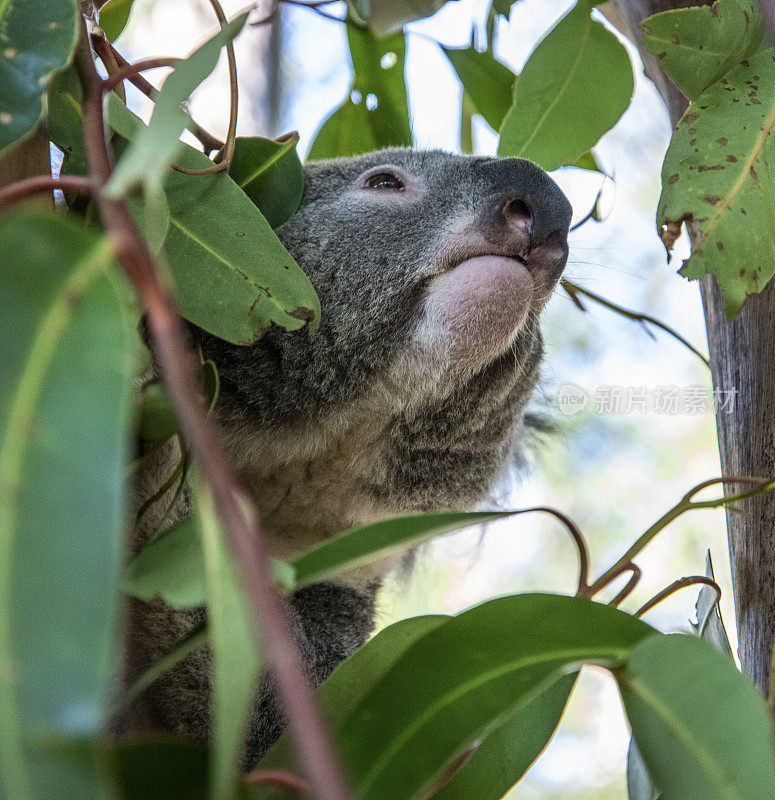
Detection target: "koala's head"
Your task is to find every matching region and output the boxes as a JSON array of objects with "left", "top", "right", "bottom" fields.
[{"left": 199, "top": 148, "right": 571, "bottom": 485}]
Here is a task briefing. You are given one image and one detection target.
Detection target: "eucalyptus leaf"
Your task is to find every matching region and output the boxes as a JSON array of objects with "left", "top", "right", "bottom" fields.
[
  {"left": 106, "top": 99, "right": 321, "bottom": 343},
  {"left": 0, "top": 212, "right": 134, "bottom": 799},
  {"left": 361, "top": 0, "right": 451, "bottom": 37},
  {"left": 0, "top": 0, "right": 78, "bottom": 155},
  {"left": 498, "top": 0, "right": 634, "bottom": 171},
  {"left": 658, "top": 49, "right": 775, "bottom": 318},
  {"left": 430, "top": 672, "right": 578, "bottom": 800},
  {"left": 259, "top": 614, "right": 450, "bottom": 773},
  {"left": 229, "top": 135, "right": 304, "bottom": 228},
  {"left": 328, "top": 595, "right": 653, "bottom": 800},
  {"left": 291, "top": 511, "right": 519, "bottom": 588},
  {"left": 123, "top": 516, "right": 207, "bottom": 609},
  {"left": 309, "top": 25, "right": 411, "bottom": 159},
  {"left": 619, "top": 634, "right": 775, "bottom": 800},
  {"left": 99, "top": 0, "right": 136, "bottom": 42},
  {"left": 641, "top": 0, "right": 763, "bottom": 101},
  {"left": 194, "top": 475, "right": 261, "bottom": 800},
  {"left": 442, "top": 40, "right": 516, "bottom": 130},
  {"left": 106, "top": 13, "right": 248, "bottom": 197},
  {"left": 692, "top": 551, "right": 732, "bottom": 655}
]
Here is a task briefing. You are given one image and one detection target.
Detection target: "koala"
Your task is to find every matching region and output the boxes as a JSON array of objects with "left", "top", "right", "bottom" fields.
[{"left": 123, "top": 148, "right": 572, "bottom": 768}]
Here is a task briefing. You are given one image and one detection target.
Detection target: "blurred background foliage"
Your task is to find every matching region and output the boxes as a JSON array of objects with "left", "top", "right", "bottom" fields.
[{"left": 106, "top": 1, "right": 725, "bottom": 795}]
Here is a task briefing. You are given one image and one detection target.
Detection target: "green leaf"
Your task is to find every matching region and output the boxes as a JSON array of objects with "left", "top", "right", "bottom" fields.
[
  {"left": 260, "top": 614, "right": 450, "bottom": 772},
  {"left": 333, "top": 595, "right": 654, "bottom": 800},
  {"left": 107, "top": 100, "right": 321, "bottom": 343},
  {"left": 0, "top": 212, "right": 134, "bottom": 800},
  {"left": 99, "top": 0, "right": 136, "bottom": 42},
  {"left": 491, "top": 0, "right": 512, "bottom": 16},
  {"left": 48, "top": 66, "right": 88, "bottom": 180},
  {"left": 430, "top": 672, "right": 578, "bottom": 800},
  {"left": 360, "top": 0, "right": 451, "bottom": 37},
  {"left": 194, "top": 475, "right": 261, "bottom": 800},
  {"left": 0, "top": 0, "right": 78, "bottom": 155},
  {"left": 641, "top": 0, "right": 763, "bottom": 102},
  {"left": 498, "top": 0, "right": 634, "bottom": 171},
  {"left": 229, "top": 134, "right": 304, "bottom": 229},
  {"left": 123, "top": 516, "right": 207, "bottom": 608},
  {"left": 110, "top": 738, "right": 208, "bottom": 800},
  {"left": 164, "top": 144, "right": 320, "bottom": 343},
  {"left": 442, "top": 40, "right": 516, "bottom": 131},
  {"left": 657, "top": 49, "right": 775, "bottom": 318},
  {"left": 291, "top": 511, "right": 519, "bottom": 589},
  {"left": 308, "top": 25, "right": 411, "bottom": 160},
  {"left": 107, "top": 13, "right": 247, "bottom": 197},
  {"left": 619, "top": 634, "right": 775, "bottom": 800},
  {"left": 137, "top": 362, "right": 219, "bottom": 443},
  {"left": 627, "top": 739, "right": 661, "bottom": 800},
  {"left": 692, "top": 551, "right": 732, "bottom": 656}
]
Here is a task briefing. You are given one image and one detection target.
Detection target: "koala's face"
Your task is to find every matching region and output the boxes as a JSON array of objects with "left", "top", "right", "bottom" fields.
[
  {"left": 280, "top": 149, "right": 571, "bottom": 383},
  {"left": 203, "top": 149, "right": 572, "bottom": 438}
]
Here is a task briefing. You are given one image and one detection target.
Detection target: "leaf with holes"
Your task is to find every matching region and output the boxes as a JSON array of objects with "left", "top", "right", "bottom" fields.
[
  {"left": 658, "top": 49, "right": 775, "bottom": 318},
  {"left": 641, "top": 0, "right": 763, "bottom": 101},
  {"left": 442, "top": 39, "right": 516, "bottom": 131},
  {"left": 229, "top": 134, "right": 304, "bottom": 228},
  {"left": 308, "top": 25, "right": 410, "bottom": 160},
  {"left": 498, "top": 0, "right": 634, "bottom": 171},
  {"left": 0, "top": 212, "right": 134, "bottom": 799},
  {"left": 0, "top": 0, "right": 78, "bottom": 155},
  {"left": 619, "top": 634, "right": 775, "bottom": 800}
]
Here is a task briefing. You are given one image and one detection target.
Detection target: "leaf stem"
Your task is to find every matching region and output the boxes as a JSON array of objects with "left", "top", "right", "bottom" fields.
[
  {"left": 0, "top": 175, "right": 93, "bottom": 212},
  {"left": 588, "top": 476, "right": 775, "bottom": 598},
  {"left": 607, "top": 563, "right": 642, "bottom": 607},
  {"left": 100, "top": 39, "right": 224, "bottom": 154},
  {"left": 635, "top": 576, "right": 720, "bottom": 618},
  {"left": 561, "top": 279, "right": 710, "bottom": 368},
  {"left": 244, "top": 769, "right": 310, "bottom": 796},
  {"left": 73, "top": 17, "right": 353, "bottom": 800},
  {"left": 100, "top": 56, "right": 182, "bottom": 95}
]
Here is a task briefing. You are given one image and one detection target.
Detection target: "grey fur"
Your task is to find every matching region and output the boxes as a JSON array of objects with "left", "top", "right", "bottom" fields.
[{"left": 122, "top": 148, "right": 571, "bottom": 767}]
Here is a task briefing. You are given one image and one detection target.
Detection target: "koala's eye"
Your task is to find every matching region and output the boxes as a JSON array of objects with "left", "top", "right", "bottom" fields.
[{"left": 363, "top": 171, "right": 405, "bottom": 191}]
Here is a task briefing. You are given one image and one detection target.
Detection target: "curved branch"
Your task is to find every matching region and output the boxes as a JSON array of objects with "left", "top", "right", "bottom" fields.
[
  {"left": 561, "top": 279, "right": 710, "bottom": 368},
  {"left": 0, "top": 175, "right": 93, "bottom": 212},
  {"left": 636, "top": 576, "right": 720, "bottom": 618},
  {"left": 73, "top": 19, "right": 352, "bottom": 800}
]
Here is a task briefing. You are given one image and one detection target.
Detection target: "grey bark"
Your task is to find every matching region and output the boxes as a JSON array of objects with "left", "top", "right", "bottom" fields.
[{"left": 609, "top": 0, "right": 775, "bottom": 693}]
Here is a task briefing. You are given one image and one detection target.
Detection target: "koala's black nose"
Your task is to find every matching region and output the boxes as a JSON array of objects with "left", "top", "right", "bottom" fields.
[{"left": 478, "top": 159, "right": 572, "bottom": 270}]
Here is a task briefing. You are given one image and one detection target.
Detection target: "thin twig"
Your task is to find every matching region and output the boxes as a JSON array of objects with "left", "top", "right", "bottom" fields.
[
  {"left": 91, "top": 33, "right": 126, "bottom": 103},
  {"left": 588, "top": 476, "right": 775, "bottom": 598},
  {"left": 561, "top": 279, "right": 711, "bottom": 368},
  {"left": 512, "top": 506, "right": 590, "bottom": 596},
  {"left": 73, "top": 18, "right": 352, "bottom": 800},
  {"left": 0, "top": 175, "right": 93, "bottom": 212},
  {"left": 636, "top": 576, "right": 720, "bottom": 618},
  {"left": 244, "top": 770, "right": 310, "bottom": 796},
  {"left": 607, "top": 563, "right": 642, "bottom": 607},
  {"left": 204, "top": 0, "right": 238, "bottom": 173},
  {"left": 100, "top": 56, "right": 181, "bottom": 94},
  {"left": 105, "top": 41, "right": 224, "bottom": 154}
]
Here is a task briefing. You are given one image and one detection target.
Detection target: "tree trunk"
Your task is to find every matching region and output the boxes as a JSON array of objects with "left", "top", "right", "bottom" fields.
[{"left": 609, "top": 0, "right": 775, "bottom": 694}]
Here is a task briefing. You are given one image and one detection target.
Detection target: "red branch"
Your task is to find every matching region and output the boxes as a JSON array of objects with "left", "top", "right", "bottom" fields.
[
  {"left": 73, "top": 17, "right": 352, "bottom": 800},
  {"left": 0, "top": 175, "right": 92, "bottom": 212},
  {"left": 245, "top": 769, "right": 310, "bottom": 796},
  {"left": 100, "top": 56, "right": 181, "bottom": 95}
]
